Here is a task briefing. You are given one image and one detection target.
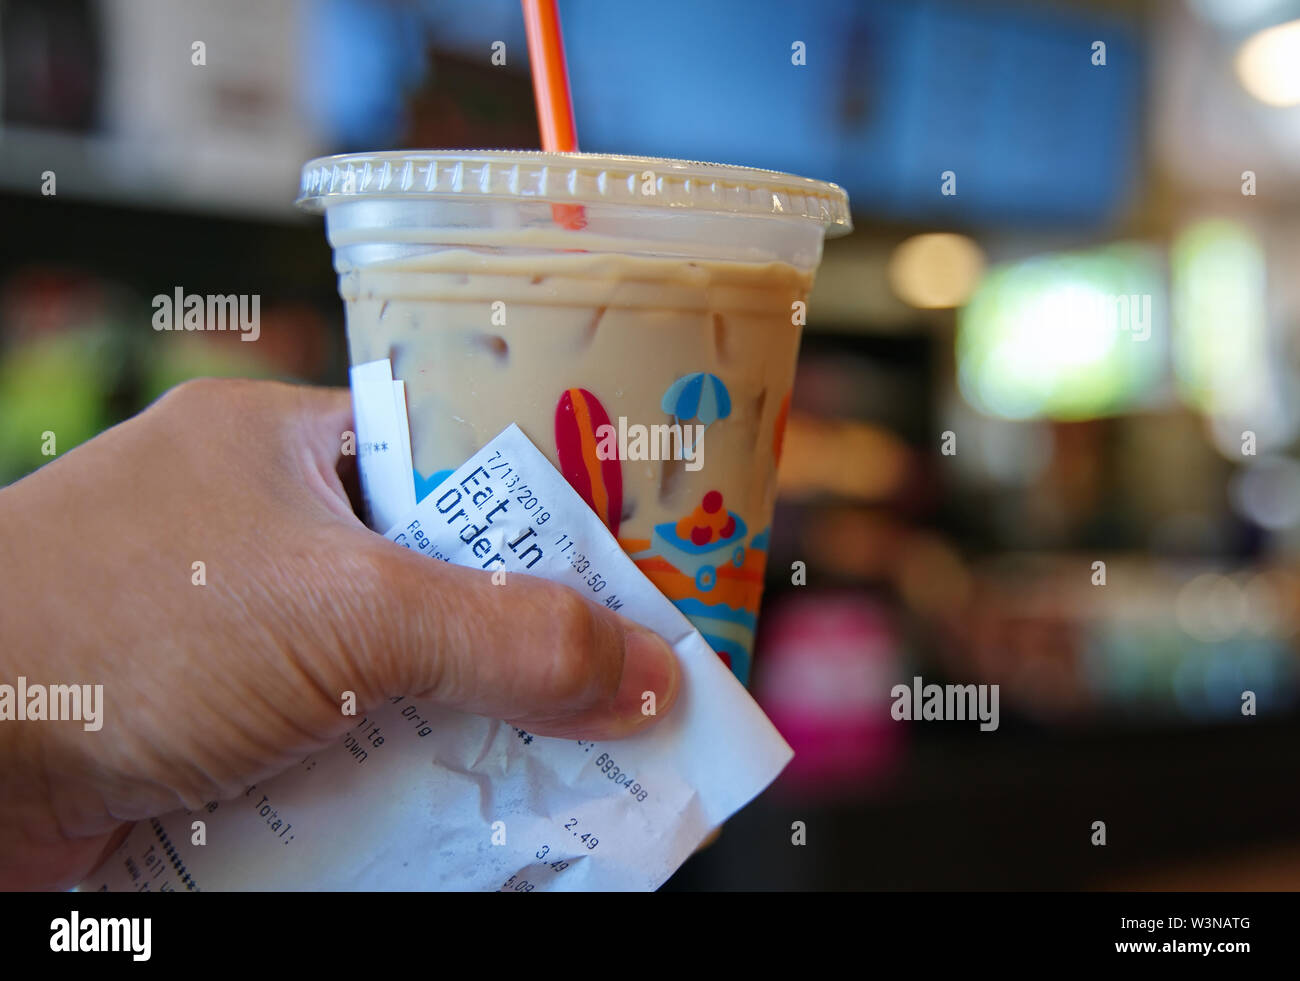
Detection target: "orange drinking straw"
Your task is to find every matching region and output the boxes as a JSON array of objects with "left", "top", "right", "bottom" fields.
[
  {"left": 521, "top": 0, "right": 586, "bottom": 230},
  {"left": 522, "top": 0, "right": 577, "bottom": 152}
]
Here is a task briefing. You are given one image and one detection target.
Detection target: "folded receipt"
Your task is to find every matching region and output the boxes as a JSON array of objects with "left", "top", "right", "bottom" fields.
[{"left": 87, "top": 423, "right": 792, "bottom": 891}]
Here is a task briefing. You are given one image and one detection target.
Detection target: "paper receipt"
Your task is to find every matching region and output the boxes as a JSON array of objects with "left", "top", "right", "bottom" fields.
[{"left": 85, "top": 423, "right": 792, "bottom": 892}]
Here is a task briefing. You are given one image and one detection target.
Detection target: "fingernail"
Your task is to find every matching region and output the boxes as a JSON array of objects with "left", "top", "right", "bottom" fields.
[{"left": 613, "top": 627, "right": 680, "bottom": 722}]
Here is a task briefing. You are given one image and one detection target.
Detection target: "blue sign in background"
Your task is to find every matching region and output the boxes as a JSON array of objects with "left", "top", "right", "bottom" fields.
[{"left": 562, "top": 0, "right": 1142, "bottom": 226}]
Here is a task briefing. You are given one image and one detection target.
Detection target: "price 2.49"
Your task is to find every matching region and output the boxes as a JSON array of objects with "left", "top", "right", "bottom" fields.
[{"left": 561, "top": 816, "right": 600, "bottom": 850}]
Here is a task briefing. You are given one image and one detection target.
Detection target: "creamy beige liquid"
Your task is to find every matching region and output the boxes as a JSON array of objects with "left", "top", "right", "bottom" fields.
[{"left": 342, "top": 248, "right": 812, "bottom": 683}]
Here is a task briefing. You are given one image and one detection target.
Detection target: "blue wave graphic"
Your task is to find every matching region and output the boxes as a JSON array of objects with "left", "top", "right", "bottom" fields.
[
  {"left": 673, "top": 596, "right": 757, "bottom": 630},
  {"left": 414, "top": 468, "right": 454, "bottom": 504}
]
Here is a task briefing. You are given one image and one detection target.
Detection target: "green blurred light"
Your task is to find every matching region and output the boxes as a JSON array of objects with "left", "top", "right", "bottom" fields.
[
  {"left": 1170, "top": 219, "right": 1267, "bottom": 419},
  {"left": 0, "top": 330, "right": 111, "bottom": 483},
  {"left": 957, "top": 244, "right": 1164, "bottom": 421},
  {"left": 142, "top": 342, "right": 276, "bottom": 405}
]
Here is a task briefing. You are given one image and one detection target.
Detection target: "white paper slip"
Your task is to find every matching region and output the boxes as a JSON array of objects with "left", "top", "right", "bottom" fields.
[
  {"left": 85, "top": 424, "right": 792, "bottom": 892},
  {"left": 349, "top": 359, "right": 415, "bottom": 532},
  {"left": 391, "top": 379, "right": 415, "bottom": 509}
]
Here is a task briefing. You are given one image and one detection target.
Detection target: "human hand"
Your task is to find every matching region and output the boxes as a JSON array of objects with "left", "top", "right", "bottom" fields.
[{"left": 0, "top": 379, "right": 680, "bottom": 890}]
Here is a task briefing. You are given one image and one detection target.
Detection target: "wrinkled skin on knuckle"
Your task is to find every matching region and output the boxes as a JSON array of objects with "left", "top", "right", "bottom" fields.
[
  {"left": 266, "top": 542, "right": 398, "bottom": 712},
  {"left": 150, "top": 558, "right": 339, "bottom": 805},
  {"left": 346, "top": 547, "right": 449, "bottom": 698},
  {"left": 124, "top": 552, "right": 379, "bottom": 813}
]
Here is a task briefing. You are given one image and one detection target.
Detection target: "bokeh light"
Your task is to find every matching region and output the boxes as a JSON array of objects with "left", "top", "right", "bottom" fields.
[
  {"left": 1235, "top": 19, "right": 1300, "bottom": 106},
  {"left": 887, "top": 233, "right": 985, "bottom": 309},
  {"left": 956, "top": 244, "right": 1164, "bottom": 420}
]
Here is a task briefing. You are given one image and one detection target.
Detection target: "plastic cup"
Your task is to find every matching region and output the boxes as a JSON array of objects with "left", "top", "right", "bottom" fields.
[{"left": 298, "top": 150, "right": 851, "bottom": 686}]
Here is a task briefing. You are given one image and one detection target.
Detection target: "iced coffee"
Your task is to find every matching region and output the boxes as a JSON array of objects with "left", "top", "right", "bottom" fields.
[{"left": 299, "top": 151, "right": 850, "bottom": 684}]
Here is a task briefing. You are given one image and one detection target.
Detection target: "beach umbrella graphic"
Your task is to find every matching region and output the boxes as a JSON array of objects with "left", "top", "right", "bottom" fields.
[{"left": 662, "top": 373, "right": 730, "bottom": 454}]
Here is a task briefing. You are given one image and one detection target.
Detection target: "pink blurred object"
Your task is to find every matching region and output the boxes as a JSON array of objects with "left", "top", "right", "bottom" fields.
[{"left": 754, "top": 593, "right": 904, "bottom": 795}]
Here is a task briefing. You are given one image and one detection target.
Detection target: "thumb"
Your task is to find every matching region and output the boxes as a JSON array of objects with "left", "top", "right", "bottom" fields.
[
  {"left": 282, "top": 381, "right": 681, "bottom": 738},
  {"left": 331, "top": 529, "right": 682, "bottom": 741}
]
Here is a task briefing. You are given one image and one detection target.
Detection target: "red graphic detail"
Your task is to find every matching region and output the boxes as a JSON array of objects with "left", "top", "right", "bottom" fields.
[
  {"left": 676, "top": 490, "right": 737, "bottom": 546},
  {"left": 554, "top": 388, "right": 623, "bottom": 536}
]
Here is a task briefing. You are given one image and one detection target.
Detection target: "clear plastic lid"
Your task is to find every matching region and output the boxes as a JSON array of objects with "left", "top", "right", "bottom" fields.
[{"left": 297, "top": 150, "right": 852, "bottom": 236}]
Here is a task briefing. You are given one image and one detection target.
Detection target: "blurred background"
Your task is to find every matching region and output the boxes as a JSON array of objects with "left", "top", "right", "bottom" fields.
[{"left": 4, "top": 0, "right": 1300, "bottom": 889}]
